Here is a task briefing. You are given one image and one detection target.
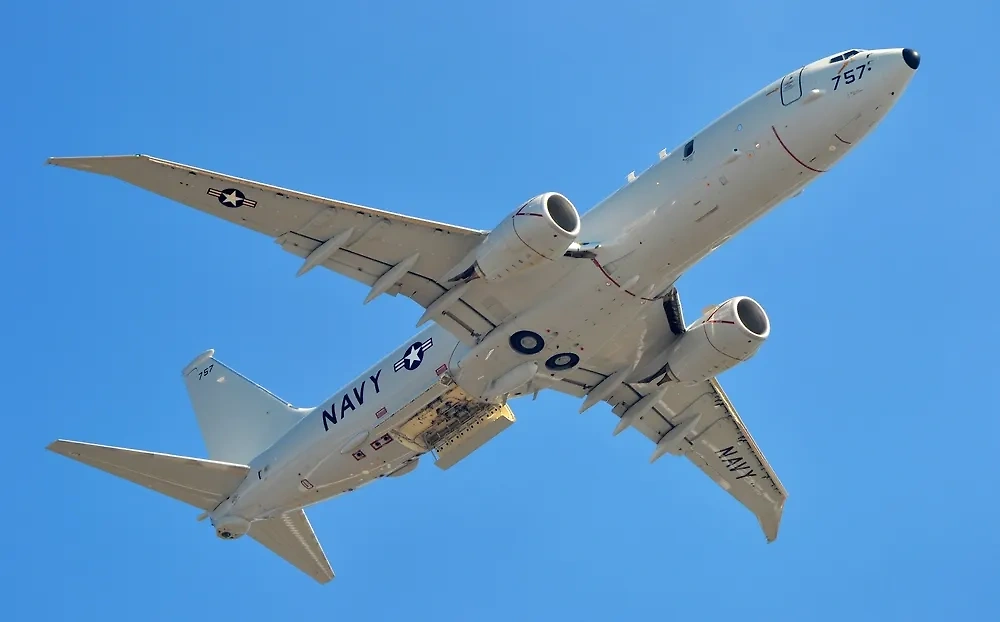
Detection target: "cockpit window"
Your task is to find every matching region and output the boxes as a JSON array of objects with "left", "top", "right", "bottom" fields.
[
  {"left": 829, "top": 49, "right": 862, "bottom": 63},
  {"left": 683, "top": 140, "right": 694, "bottom": 158}
]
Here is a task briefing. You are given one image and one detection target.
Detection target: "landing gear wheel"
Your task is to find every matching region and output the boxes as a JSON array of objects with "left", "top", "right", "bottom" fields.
[
  {"left": 509, "top": 330, "right": 545, "bottom": 355},
  {"left": 545, "top": 352, "right": 580, "bottom": 371}
]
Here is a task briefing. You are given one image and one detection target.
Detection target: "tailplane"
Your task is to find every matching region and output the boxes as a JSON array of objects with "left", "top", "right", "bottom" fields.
[
  {"left": 46, "top": 440, "right": 335, "bottom": 583},
  {"left": 182, "top": 349, "right": 310, "bottom": 464},
  {"left": 47, "top": 350, "right": 331, "bottom": 584},
  {"left": 46, "top": 440, "right": 248, "bottom": 510},
  {"left": 249, "top": 509, "right": 335, "bottom": 583}
]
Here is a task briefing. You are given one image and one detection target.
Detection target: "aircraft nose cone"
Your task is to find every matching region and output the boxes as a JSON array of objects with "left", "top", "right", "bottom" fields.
[{"left": 902, "top": 48, "right": 920, "bottom": 70}]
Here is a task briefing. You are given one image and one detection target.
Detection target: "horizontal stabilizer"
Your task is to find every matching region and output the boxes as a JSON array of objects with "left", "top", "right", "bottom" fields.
[
  {"left": 46, "top": 440, "right": 249, "bottom": 510},
  {"left": 250, "top": 509, "right": 334, "bottom": 584}
]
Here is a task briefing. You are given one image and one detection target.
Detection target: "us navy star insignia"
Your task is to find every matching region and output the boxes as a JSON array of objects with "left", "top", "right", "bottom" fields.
[
  {"left": 207, "top": 187, "right": 257, "bottom": 209},
  {"left": 393, "top": 338, "right": 433, "bottom": 372}
]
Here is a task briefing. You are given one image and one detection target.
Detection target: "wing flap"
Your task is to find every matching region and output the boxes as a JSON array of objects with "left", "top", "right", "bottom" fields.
[
  {"left": 277, "top": 230, "right": 495, "bottom": 342},
  {"left": 686, "top": 379, "right": 786, "bottom": 541},
  {"left": 250, "top": 509, "right": 334, "bottom": 584},
  {"left": 47, "top": 154, "right": 572, "bottom": 346},
  {"left": 550, "top": 364, "right": 787, "bottom": 542},
  {"left": 46, "top": 155, "right": 488, "bottom": 322},
  {"left": 46, "top": 440, "right": 249, "bottom": 511}
]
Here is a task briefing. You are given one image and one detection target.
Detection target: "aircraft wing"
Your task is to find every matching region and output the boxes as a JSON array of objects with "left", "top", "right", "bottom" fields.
[
  {"left": 46, "top": 154, "right": 495, "bottom": 344},
  {"left": 529, "top": 292, "right": 788, "bottom": 542},
  {"left": 547, "top": 368, "right": 787, "bottom": 540}
]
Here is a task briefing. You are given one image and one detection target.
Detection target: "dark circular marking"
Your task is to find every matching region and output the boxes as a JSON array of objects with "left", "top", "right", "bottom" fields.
[
  {"left": 509, "top": 330, "right": 545, "bottom": 355},
  {"left": 545, "top": 352, "right": 580, "bottom": 371}
]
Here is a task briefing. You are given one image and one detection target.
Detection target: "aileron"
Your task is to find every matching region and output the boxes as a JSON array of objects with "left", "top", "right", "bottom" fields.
[
  {"left": 540, "top": 296, "right": 787, "bottom": 543},
  {"left": 46, "top": 154, "right": 485, "bottom": 237},
  {"left": 47, "top": 153, "right": 494, "bottom": 343}
]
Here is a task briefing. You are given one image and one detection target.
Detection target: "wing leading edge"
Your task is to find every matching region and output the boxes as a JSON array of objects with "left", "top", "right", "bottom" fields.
[
  {"left": 46, "top": 154, "right": 495, "bottom": 344},
  {"left": 531, "top": 289, "right": 787, "bottom": 542},
  {"left": 552, "top": 367, "right": 787, "bottom": 541}
]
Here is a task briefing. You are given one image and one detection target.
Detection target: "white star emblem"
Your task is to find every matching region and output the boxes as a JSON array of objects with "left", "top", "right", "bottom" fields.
[
  {"left": 403, "top": 344, "right": 422, "bottom": 367},
  {"left": 221, "top": 190, "right": 242, "bottom": 206},
  {"left": 393, "top": 338, "right": 433, "bottom": 372}
]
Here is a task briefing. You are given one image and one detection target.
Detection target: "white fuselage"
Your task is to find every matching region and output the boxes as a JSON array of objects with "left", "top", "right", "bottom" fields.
[{"left": 213, "top": 47, "right": 917, "bottom": 525}]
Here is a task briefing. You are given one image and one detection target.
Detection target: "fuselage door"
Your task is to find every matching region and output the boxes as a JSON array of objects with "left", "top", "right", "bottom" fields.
[{"left": 780, "top": 68, "right": 803, "bottom": 106}]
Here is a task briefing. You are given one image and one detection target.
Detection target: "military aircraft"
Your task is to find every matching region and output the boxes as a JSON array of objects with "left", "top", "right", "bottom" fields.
[{"left": 46, "top": 47, "right": 920, "bottom": 583}]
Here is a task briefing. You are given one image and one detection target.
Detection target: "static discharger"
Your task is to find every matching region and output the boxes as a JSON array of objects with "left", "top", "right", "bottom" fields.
[
  {"left": 296, "top": 228, "right": 354, "bottom": 277},
  {"left": 364, "top": 252, "right": 420, "bottom": 304}
]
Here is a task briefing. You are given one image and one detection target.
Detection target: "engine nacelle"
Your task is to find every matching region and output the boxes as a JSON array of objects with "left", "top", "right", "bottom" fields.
[
  {"left": 662, "top": 296, "right": 770, "bottom": 384},
  {"left": 213, "top": 515, "right": 251, "bottom": 540},
  {"left": 467, "top": 192, "right": 581, "bottom": 282}
]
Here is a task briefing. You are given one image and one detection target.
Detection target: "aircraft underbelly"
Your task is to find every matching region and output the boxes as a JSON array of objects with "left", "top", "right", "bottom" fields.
[
  {"left": 606, "top": 134, "right": 804, "bottom": 283},
  {"left": 447, "top": 128, "right": 816, "bottom": 401},
  {"left": 250, "top": 371, "right": 518, "bottom": 516}
]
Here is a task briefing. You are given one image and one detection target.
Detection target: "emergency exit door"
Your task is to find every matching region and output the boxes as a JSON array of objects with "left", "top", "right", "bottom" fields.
[{"left": 780, "top": 68, "right": 803, "bottom": 105}]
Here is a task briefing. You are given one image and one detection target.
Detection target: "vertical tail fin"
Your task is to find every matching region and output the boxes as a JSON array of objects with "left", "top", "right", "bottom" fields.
[{"left": 182, "top": 350, "right": 310, "bottom": 464}]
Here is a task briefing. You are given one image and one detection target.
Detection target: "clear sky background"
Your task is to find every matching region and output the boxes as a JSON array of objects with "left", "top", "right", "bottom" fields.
[{"left": 3, "top": 1, "right": 997, "bottom": 619}]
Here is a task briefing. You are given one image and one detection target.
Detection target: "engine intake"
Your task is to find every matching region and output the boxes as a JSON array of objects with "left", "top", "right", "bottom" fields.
[
  {"left": 661, "top": 296, "right": 770, "bottom": 384},
  {"left": 455, "top": 192, "right": 581, "bottom": 283}
]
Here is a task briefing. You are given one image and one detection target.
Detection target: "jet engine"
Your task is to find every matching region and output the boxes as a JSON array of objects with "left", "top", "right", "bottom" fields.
[
  {"left": 660, "top": 296, "right": 770, "bottom": 384},
  {"left": 453, "top": 192, "right": 581, "bottom": 282}
]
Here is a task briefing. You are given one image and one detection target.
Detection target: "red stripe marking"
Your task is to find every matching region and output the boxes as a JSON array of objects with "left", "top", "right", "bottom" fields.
[
  {"left": 772, "top": 126, "right": 826, "bottom": 173},
  {"left": 589, "top": 258, "right": 659, "bottom": 301},
  {"left": 515, "top": 206, "right": 545, "bottom": 218},
  {"left": 704, "top": 308, "right": 742, "bottom": 361},
  {"left": 590, "top": 258, "right": 619, "bottom": 287}
]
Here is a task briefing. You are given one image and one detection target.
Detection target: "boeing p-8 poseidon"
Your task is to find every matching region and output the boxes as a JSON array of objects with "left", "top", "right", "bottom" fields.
[{"left": 46, "top": 47, "right": 921, "bottom": 583}]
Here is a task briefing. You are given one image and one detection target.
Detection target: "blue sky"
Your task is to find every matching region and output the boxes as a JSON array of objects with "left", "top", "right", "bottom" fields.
[{"left": 3, "top": 1, "right": 997, "bottom": 619}]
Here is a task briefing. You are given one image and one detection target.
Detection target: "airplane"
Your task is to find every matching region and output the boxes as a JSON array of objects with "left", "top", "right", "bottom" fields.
[{"left": 45, "top": 46, "right": 920, "bottom": 584}]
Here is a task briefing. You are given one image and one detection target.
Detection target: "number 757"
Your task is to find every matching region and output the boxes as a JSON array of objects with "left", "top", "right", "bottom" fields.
[{"left": 831, "top": 63, "right": 870, "bottom": 90}]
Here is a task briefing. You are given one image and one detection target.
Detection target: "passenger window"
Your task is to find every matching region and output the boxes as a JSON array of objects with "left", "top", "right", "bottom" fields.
[{"left": 683, "top": 140, "right": 695, "bottom": 158}]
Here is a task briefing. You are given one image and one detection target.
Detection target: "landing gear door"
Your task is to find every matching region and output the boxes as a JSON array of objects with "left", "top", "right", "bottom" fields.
[{"left": 780, "top": 68, "right": 803, "bottom": 105}]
